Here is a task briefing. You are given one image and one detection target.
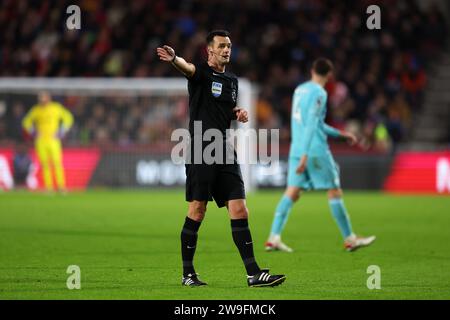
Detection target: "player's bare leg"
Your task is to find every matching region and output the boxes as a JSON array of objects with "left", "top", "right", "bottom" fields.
[
  {"left": 187, "top": 200, "right": 207, "bottom": 222},
  {"left": 181, "top": 200, "right": 207, "bottom": 286},
  {"left": 227, "top": 199, "right": 286, "bottom": 287},
  {"left": 328, "top": 189, "right": 376, "bottom": 252},
  {"left": 266, "top": 186, "right": 302, "bottom": 252}
]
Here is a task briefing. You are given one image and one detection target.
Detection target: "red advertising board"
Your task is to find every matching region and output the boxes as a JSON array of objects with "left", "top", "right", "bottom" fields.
[
  {"left": 0, "top": 148, "right": 100, "bottom": 191},
  {"left": 384, "top": 152, "right": 450, "bottom": 194}
]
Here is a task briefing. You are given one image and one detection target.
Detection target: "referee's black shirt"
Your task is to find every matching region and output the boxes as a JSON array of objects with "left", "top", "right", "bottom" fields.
[{"left": 187, "top": 62, "right": 238, "bottom": 137}]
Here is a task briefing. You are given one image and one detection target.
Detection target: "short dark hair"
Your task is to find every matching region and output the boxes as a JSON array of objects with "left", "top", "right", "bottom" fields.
[
  {"left": 206, "top": 30, "right": 230, "bottom": 45},
  {"left": 312, "top": 58, "right": 334, "bottom": 76}
]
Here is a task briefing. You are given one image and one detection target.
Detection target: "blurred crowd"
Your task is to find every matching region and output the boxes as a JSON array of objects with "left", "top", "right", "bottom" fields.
[
  {"left": 0, "top": 93, "right": 188, "bottom": 148},
  {"left": 0, "top": 0, "right": 447, "bottom": 152}
]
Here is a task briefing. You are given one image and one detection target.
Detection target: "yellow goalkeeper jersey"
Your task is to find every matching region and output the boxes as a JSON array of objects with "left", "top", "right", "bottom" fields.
[{"left": 22, "top": 102, "right": 74, "bottom": 140}]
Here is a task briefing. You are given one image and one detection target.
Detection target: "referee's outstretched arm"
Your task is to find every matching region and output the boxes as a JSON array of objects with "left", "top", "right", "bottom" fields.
[{"left": 156, "top": 45, "right": 195, "bottom": 77}]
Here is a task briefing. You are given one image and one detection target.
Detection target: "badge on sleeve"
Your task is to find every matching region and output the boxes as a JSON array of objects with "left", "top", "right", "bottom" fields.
[
  {"left": 316, "top": 96, "right": 323, "bottom": 108},
  {"left": 211, "top": 82, "right": 222, "bottom": 97}
]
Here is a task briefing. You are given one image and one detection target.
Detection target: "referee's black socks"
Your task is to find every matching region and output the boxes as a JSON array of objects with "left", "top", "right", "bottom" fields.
[
  {"left": 231, "top": 219, "right": 261, "bottom": 276},
  {"left": 181, "top": 216, "right": 201, "bottom": 277}
]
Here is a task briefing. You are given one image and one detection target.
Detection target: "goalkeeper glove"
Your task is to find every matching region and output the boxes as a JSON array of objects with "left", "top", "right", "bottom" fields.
[{"left": 57, "top": 127, "right": 67, "bottom": 139}]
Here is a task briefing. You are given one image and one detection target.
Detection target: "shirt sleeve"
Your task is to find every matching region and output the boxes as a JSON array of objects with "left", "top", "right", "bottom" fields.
[
  {"left": 323, "top": 123, "right": 342, "bottom": 138},
  {"left": 186, "top": 63, "right": 206, "bottom": 83},
  {"left": 22, "top": 106, "right": 36, "bottom": 133},
  {"left": 299, "top": 91, "right": 325, "bottom": 157},
  {"left": 58, "top": 104, "right": 74, "bottom": 130}
]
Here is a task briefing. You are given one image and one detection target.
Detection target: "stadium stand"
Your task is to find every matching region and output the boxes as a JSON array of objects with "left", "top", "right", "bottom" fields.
[{"left": 0, "top": 0, "right": 447, "bottom": 152}]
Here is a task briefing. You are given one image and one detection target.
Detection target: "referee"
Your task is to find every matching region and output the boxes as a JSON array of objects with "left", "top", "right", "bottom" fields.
[{"left": 157, "top": 30, "right": 286, "bottom": 287}]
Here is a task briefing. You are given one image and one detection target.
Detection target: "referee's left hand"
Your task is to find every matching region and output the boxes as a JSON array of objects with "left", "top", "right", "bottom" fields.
[{"left": 233, "top": 107, "right": 248, "bottom": 123}]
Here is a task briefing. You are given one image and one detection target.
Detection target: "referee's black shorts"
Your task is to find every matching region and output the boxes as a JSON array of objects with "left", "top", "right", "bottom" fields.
[{"left": 185, "top": 163, "right": 246, "bottom": 208}]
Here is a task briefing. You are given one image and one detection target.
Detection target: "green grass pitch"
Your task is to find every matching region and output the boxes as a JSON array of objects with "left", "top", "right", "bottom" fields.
[{"left": 0, "top": 190, "right": 449, "bottom": 300}]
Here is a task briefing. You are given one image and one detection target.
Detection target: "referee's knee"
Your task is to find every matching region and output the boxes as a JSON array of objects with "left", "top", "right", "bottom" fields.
[
  {"left": 229, "top": 203, "right": 249, "bottom": 219},
  {"left": 188, "top": 201, "right": 207, "bottom": 222}
]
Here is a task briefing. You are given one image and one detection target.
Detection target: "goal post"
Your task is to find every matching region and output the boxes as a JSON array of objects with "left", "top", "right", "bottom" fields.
[{"left": 0, "top": 78, "right": 257, "bottom": 191}]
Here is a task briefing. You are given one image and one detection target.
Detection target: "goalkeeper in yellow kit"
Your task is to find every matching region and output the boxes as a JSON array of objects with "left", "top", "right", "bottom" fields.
[{"left": 22, "top": 91, "right": 74, "bottom": 192}]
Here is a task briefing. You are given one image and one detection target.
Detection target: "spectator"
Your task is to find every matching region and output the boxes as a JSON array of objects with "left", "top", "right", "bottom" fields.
[{"left": 0, "top": 0, "right": 446, "bottom": 152}]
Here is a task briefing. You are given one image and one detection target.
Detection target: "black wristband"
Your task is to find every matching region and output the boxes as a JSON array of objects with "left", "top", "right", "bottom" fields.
[{"left": 171, "top": 55, "right": 177, "bottom": 63}]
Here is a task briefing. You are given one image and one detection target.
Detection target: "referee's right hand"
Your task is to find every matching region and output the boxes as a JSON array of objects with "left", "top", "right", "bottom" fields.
[{"left": 156, "top": 45, "right": 176, "bottom": 62}]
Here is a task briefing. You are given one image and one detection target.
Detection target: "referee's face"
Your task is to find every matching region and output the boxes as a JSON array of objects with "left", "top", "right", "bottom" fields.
[{"left": 209, "top": 36, "right": 232, "bottom": 65}]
